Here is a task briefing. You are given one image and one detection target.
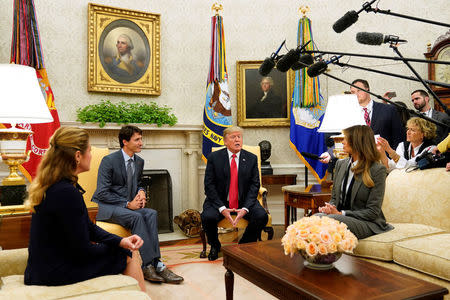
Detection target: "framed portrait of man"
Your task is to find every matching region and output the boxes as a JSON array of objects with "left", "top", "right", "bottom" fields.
[
  {"left": 88, "top": 4, "right": 160, "bottom": 95},
  {"left": 237, "top": 60, "right": 294, "bottom": 127}
]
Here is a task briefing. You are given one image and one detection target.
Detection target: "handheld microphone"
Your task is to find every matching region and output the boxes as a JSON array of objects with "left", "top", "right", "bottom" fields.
[
  {"left": 259, "top": 40, "right": 286, "bottom": 76},
  {"left": 276, "top": 40, "right": 312, "bottom": 72},
  {"left": 332, "top": 0, "right": 377, "bottom": 33},
  {"left": 291, "top": 54, "right": 314, "bottom": 70},
  {"left": 356, "top": 32, "right": 407, "bottom": 45},
  {"left": 301, "top": 152, "right": 321, "bottom": 160},
  {"left": 307, "top": 55, "right": 343, "bottom": 77}
]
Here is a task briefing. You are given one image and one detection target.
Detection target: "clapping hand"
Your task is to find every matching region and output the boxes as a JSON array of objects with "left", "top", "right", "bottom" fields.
[{"left": 119, "top": 234, "right": 144, "bottom": 251}]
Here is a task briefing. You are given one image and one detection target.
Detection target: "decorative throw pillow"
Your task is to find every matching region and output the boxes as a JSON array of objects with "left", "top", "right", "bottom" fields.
[{"left": 173, "top": 209, "right": 202, "bottom": 237}]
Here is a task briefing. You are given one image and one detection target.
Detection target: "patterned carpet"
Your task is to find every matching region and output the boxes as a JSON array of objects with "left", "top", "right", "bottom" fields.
[{"left": 146, "top": 243, "right": 276, "bottom": 300}]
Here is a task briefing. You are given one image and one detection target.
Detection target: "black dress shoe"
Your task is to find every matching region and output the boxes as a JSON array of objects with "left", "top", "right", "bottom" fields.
[
  {"left": 143, "top": 265, "right": 164, "bottom": 283},
  {"left": 157, "top": 268, "right": 184, "bottom": 284},
  {"left": 208, "top": 246, "right": 220, "bottom": 261}
]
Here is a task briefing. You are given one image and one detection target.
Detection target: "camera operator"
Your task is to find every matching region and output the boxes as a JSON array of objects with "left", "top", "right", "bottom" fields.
[
  {"left": 377, "top": 117, "right": 436, "bottom": 172},
  {"left": 432, "top": 133, "right": 450, "bottom": 171}
]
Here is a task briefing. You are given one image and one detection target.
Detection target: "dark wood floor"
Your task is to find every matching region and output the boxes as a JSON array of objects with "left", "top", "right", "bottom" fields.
[{"left": 160, "top": 225, "right": 285, "bottom": 247}]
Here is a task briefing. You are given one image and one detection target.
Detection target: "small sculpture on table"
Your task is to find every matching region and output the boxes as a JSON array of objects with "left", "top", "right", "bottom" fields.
[{"left": 259, "top": 140, "right": 273, "bottom": 175}]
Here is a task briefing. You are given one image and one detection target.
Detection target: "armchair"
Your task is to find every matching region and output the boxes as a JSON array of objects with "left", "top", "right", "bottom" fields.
[
  {"left": 78, "top": 147, "right": 131, "bottom": 237},
  {"left": 199, "top": 145, "right": 274, "bottom": 258}
]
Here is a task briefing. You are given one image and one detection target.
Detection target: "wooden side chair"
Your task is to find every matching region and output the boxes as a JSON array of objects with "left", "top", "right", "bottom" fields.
[
  {"left": 78, "top": 146, "right": 131, "bottom": 237},
  {"left": 199, "top": 145, "right": 274, "bottom": 258}
]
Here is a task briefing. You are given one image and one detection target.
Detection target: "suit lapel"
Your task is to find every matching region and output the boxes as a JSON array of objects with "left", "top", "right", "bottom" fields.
[
  {"left": 116, "top": 150, "right": 127, "bottom": 183},
  {"left": 350, "top": 175, "right": 362, "bottom": 208},
  {"left": 370, "top": 101, "right": 380, "bottom": 131},
  {"left": 335, "top": 158, "right": 349, "bottom": 207},
  {"left": 222, "top": 148, "right": 231, "bottom": 186}
]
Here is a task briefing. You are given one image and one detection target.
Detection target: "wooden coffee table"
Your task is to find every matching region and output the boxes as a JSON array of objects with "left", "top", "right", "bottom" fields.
[{"left": 222, "top": 239, "right": 448, "bottom": 300}]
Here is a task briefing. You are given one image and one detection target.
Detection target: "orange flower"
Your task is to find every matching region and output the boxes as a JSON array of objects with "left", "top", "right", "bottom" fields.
[
  {"left": 318, "top": 243, "right": 328, "bottom": 255},
  {"left": 305, "top": 242, "right": 318, "bottom": 257}
]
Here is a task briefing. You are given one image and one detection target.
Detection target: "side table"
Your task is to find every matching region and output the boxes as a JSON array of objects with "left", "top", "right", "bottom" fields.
[
  {"left": 262, "top": 174, "right": 297, "bottom": 186},
  {"left": 282, "top": 184, "right": 331, "bottom": 230}
]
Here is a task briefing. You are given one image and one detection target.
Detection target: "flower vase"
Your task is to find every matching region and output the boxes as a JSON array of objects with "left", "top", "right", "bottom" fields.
[{"left": 299, "top": 250, "right": 342, "bottom": 270}]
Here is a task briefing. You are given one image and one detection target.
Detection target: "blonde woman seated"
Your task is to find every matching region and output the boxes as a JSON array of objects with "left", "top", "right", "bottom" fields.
[
  {"left": 24, "top": 127, "right": 145, "bottom": 291},
  {"left": 317, "top": 125, "right": 393, "bottom": 240},
  {"left": 377, "top": 117, "right": 436, "bottom": 172}
]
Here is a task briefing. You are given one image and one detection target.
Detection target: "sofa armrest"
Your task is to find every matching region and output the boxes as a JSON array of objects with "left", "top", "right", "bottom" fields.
[{"left": 0, "top": 248, "right": 28, "bottom": 277}]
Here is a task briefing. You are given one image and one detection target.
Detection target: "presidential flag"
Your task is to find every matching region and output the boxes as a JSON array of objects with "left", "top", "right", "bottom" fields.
[
  {"left": 8, "top": 0, "right": 61, "bottom": 181},
  {"left": 289, "top": 16, "right": 327, "bottom": 183},
  {"left": 202, "top": 14, "right": 232, "bottom": 162}
]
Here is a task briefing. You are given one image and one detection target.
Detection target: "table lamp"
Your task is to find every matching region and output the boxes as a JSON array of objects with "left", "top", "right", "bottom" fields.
[
  {"left": 0, "top": 64, "right": 53, "bottom": 186},
  {"left": 318, "top": 94, "right": 365, "bottom": 158}
]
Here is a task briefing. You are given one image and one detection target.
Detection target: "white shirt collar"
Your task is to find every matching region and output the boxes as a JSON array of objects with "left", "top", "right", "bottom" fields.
[
  {"left": 227, "top": 149, "right": 240, "bottom": 160},
  {"left": 121, "top": 149, "right": 134, "bottom": 162},
  {"left": 361, "top": 99, "right": 373, "bottom": 112}
]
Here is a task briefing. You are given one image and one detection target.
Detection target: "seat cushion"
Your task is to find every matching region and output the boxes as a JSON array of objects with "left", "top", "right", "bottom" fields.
[
  {"left": 68, "top": 290, "right": 151, "bottom": 300},
  {"left": 0, "top": 274, "right": 139, "bottom": 300},
  {"left": 96, "top": 221, "right": 131, "bottom": 237},
  {"left": 353, "top": 223, "right": 445, "bottom": 261},
  {"left": 393, "top": 233, "right": 450, "bottom": 281}
]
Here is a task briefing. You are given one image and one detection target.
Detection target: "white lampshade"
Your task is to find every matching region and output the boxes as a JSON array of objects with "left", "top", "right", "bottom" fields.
[
  {"left": 318, "top": 94, "right": 365, "bottom": 133},
  {"left": 0, "top": 64, "right": 53, "bottom": 125}
]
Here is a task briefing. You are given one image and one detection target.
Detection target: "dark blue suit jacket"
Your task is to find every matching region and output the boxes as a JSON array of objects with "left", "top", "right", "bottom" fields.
[
  {"left": 25, "top": 179, "right": 127, "bottom": 286},
  {"left": 371, "top": 101, "right": 404, "bottom": 149},
  {"left": 92, "top": 150, "right": 144, "bottom": 220},
  {"left": 203, "top": 148, "right": 260, "bottom": 211}
]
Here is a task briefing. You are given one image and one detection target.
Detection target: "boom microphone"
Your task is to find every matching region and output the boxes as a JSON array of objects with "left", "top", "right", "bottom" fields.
[
  {"left": 307, "top": 55, "right": 343, "bottom": 77},
  {"left": 356, "top": 32, "right": 407, "bottom": 45},
  {"left": 259, "top": 40, "right": 286, "bottom": 76},
  {"left": 301, "top": 152, "right": 321, "bottom": 160},
  {"left": 332, "top": 0, "right": 377, "bottom": 33},
  {"left": 333, "top": 11, "right": 359, "bottom": 33},
  {"left": 276, "top": 40, "right": 312, "bottom": 72},
  {"left": 291, "top": 54, "right": 314, "bottom": 70}
]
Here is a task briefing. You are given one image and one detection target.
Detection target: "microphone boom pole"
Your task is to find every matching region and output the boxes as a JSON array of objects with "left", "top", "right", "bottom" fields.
[
  {"left": 390, "top": 45, "right": 450, "bottom": 115},
  {"left": 333, "top": 61, "right": 450, "bottom": 89},
  {"left": 304, "top": 50, "right": 450, "bottom": 65},
  {"left": 320, "top": 72, "right": 449, "bottom": 129},
  {"left": 366, "top": 7, "right": 450, "bottom": 28}
]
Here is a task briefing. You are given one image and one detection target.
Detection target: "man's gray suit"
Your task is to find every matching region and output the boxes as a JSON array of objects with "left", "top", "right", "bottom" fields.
[
  {"left": 431, "top": 109, "right": 450, "bottom": 143},
  {"left": 326, "top": 158, "right": 393, "bottom": 239},
  {"left": 92, "top": 150, "right": 160, "bottom": 267}
]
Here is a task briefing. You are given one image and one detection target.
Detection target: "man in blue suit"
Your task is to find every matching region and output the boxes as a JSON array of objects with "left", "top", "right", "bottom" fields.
[
  {"left": 92, "top": 125, "right": 183, "bottom": 284},
  {"left": 351, "top": 79, "right": 404, "bottom": 149}
]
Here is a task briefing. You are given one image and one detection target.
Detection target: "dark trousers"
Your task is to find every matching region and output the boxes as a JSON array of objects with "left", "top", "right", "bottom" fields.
[
  {"left": 107, "top": 207, "right": 161, "bottom": 267},
  {"left": 201, "top": 202, "right": 268, "bottom": 248}
]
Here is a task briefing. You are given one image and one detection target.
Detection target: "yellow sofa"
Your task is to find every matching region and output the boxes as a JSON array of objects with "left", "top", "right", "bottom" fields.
[
  {"left": 0, "top": 248, "right": 150, "bottom": 299},
  {"left": 353, "top": 168, "right": 449, "bottom": 297}
]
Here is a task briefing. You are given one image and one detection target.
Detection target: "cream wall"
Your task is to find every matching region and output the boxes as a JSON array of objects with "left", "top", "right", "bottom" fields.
[{"left": 0, "top": 0, "right": 449, "bottom": 167}]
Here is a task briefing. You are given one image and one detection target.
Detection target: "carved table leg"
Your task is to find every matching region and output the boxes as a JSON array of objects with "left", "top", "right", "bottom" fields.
[{"left": 225, "top": 268, "right": 234, "bottom": 300}]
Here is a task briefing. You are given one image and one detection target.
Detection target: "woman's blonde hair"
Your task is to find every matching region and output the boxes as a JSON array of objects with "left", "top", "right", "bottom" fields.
[
  {"left": 406, "top": 117, "right": 437, "bottom": 140},
  {"left": 25, "top": 127, "right": 89, "bottom": 212},
  {"left": 342, "top": 125, "right": 381, "bottom": 188}
]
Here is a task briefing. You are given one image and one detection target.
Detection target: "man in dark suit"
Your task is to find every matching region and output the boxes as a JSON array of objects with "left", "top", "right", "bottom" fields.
[
  {"left": 350, "top": 79, "right": 404, "bottom": 149},
  {"left": 92, "top": 125, "right": 183, "bottom": 284},
  {"left": 201, "top": 126, "right": 268, "bottom": 261},
  {"left": 411, "top": 89, "right": 450, "bottom": 143}
]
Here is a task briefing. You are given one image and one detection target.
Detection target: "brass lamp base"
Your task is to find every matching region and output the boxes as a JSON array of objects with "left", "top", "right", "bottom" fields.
[
  {"left": 331, "top": 135, "right": 349, "bottom": 159},
  {"left": 1, "top": 153, "right": 28, "bottom": 186},
  {"left": 0, "top": 127, "right": 32, "bottom": 186}
]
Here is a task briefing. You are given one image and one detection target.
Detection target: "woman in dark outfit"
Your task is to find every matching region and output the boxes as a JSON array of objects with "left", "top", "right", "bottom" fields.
[{"left": 24, "top": 127, "right": 145, "bottom": 291}]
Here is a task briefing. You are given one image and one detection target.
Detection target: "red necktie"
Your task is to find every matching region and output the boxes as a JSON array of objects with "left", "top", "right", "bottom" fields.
[
  {"left": 363, "top": 108, "right": 371, "bottom": 126},
  {"left": 229, "top": 154, "right": 238, "bottom": 209}
]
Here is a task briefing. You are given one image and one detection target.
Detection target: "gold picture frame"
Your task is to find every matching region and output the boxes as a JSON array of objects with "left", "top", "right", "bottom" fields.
[
  {"left": 88, "top": 3, "right": 160, "bottom": 95},
  {"left": 237, "top": 60, "right": 294, "bottom": 127}
]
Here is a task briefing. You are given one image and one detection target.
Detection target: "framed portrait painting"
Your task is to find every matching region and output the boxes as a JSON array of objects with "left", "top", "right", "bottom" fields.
[
  {"left": 88, "top": 4, "right": 161, "bottom": 95},
  {"left": 236, "top": 60, "right": 294, "bottom": 127}
]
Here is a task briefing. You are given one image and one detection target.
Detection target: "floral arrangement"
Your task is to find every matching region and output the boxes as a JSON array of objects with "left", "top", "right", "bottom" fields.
[{"left": 282, "top": 216, "right": 358, "bottom": 258}]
